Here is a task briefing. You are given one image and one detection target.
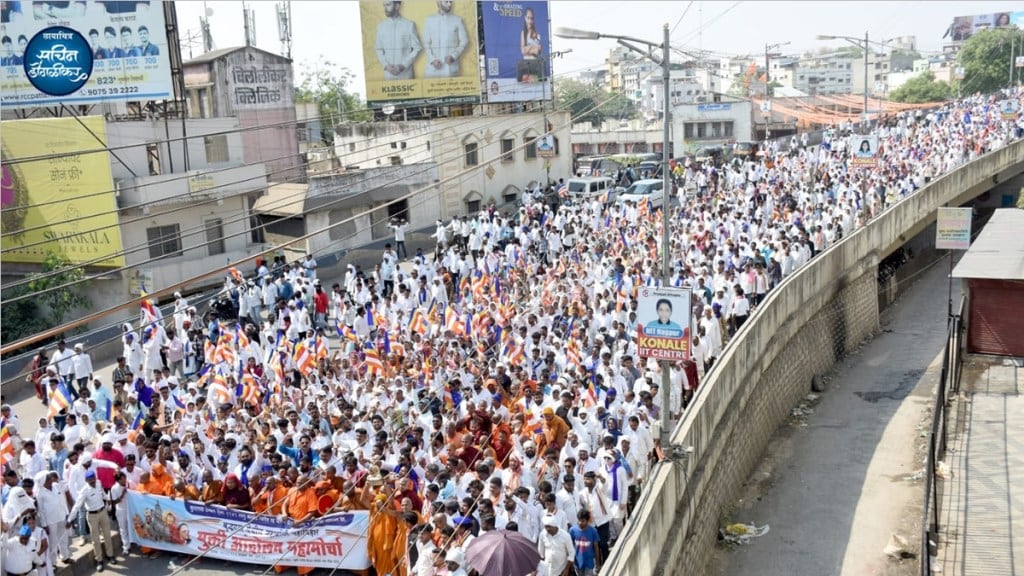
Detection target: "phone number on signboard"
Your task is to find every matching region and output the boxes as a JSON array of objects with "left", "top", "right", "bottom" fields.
[{"left": 82, "top": 85, "right": 140, "bottom": 96}]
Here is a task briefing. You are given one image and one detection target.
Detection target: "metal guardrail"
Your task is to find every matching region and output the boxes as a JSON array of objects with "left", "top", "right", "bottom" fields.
[{"left": 921, "top": 295, "right": 965, "bottom": 575}]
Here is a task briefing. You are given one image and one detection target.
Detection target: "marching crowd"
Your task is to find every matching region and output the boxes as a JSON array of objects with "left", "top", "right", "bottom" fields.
[{"left": 2, "top": 89, "right": 1022, "bottom": 576}]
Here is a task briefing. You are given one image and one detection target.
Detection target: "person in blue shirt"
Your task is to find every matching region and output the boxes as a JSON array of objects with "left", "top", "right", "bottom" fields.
[
  {"left": 277, "top": 434, "right": 319, "bottom": 468},
  {"left": 570, "top": 509, "right": 602, "bottom": 575},
  {"left": 644, "top": 298, "right": 683, "bottom": 336},
  {"left": 0, "top": 36, "right": 21, "bottom": 66},
  {"left": 136, "top": 25, "right": 159, "bottom": 56}
]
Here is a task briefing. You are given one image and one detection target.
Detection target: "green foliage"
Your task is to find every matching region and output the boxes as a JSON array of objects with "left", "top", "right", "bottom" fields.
[
  {"left": 294, "top": 58, "right": 371, "bottom": 142},
  {"left": 956, "top": 28, "right": 1019, "bottom": 95},
  {"left": 1, "top": 252, "right": 88, "bottom": 346},
  {"left": 889, "top": 71, "right": 952, "bottom": 103},
  {"left": 555, "top": 78, "right": 637, "bottom": 127}
]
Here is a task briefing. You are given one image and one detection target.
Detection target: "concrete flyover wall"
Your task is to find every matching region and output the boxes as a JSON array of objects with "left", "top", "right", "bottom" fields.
[{"left": 605, "top": 138, "right": 1024, "bottom": 576}]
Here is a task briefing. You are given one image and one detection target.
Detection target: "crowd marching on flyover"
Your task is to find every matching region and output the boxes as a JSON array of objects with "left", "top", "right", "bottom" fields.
[{"left": 2, "top": 88, "right": 1022, "bottom": 576}]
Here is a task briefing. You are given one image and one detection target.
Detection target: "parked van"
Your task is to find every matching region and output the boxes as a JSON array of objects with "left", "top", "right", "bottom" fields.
[{"left": 565, "top": 177, "right": 616, "bottom": 201}]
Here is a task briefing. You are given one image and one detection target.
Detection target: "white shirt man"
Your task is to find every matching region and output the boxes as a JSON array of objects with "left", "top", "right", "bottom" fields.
[
  {"left": 71, "top": 345, "right": 94, "bottom": 382},
  {"left": 374, "top": 1, "right": 421, "bottom": 80},
  {"left": 537, "top": 518, "right": 575, "bottom": 576},
  {"left": 34, "top": 473, "right": 71, "bottom": 562},
  {"left": 421, "top": 0, "right": 468, "bottom": 78},
  {"left": 49, "top": 344, "right": 75, "bottom": 380}
]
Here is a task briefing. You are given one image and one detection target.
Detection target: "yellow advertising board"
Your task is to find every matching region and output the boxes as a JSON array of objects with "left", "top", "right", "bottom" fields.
[
  {"left": 360, "top": 0, "right": 481, "bottom": 106},
  {"left": 1, "top": 116, "right": 126, "bottom": 267}
]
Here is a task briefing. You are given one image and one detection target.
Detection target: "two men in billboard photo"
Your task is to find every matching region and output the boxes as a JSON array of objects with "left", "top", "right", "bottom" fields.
[{"left": 374, "top": 0, "right": 469, "bottom": 80}]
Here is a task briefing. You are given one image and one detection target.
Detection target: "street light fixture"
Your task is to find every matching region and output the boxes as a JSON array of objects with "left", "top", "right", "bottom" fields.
[{"left": 555, "top": 24, "right": 675, "bottom": 454}]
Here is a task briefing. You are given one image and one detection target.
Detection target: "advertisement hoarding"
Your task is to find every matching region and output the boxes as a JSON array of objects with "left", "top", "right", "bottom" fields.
[
  {"left": 947, "top": 11, "right": 1024, "bottom": 43},
  {"left": 935, "top": 207, "right": 972, "bottom": 250},
  {"left": 999, "top": 99, "right": 1021, "bottom": 120},
  {"left": 480, "top": 0, "right": 551, "bottom": 103},
  {"left": 127, "top": 492, "right": 371, "bottom": 570},
  {"left": 360, "top": 0, "right": 480, "bottom": 107},
  {"left": 850, "top": 134, "right": 879, "bottom": 167},
  {"left": 1, "top": 0, "right": 173, "bottom": 107},
  {"left": 636, "top": 286, "right": 692, "bottom": 360},
  {"left": 1, "top": 116, "right": 126, "bottom": 267}
]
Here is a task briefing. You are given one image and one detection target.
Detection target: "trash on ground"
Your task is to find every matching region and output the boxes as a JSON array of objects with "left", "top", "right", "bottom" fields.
[
  {"left": 721, "top": 523, "right": 770, "bottom": 545},
  {"left": 883, "top": 533, "right": 916, "bottom": 559}
]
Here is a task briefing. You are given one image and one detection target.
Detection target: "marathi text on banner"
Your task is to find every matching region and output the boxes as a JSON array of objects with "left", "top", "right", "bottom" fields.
[
  {"left": 126, "top": 492, "right": 371, "bottom": 570},
  {"left": 0, "top": 0, "right": 173, "bottom": 107}
]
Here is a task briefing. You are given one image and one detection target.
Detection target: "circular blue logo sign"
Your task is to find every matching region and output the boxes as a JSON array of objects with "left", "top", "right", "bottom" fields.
[{"left": 23, "top": 26, "right": 93, "bottom": 97}]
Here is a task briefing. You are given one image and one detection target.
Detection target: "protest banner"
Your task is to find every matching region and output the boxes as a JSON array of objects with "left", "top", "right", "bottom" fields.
[{"left": 127, "top": 492, "right": 371, "bottom": 569}]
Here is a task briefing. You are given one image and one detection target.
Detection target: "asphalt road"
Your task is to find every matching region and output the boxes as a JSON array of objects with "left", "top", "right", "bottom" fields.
[{"left": 711, "top": 258, "right": 954, "bottom": 575}]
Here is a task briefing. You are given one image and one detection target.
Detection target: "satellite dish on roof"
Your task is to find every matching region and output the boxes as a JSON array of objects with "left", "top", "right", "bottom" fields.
[
  {"left": 382, "top": 104, "right": 396, "bottom": 115},
  {"left": 206, "top": 7, "right": 214, "bottom": 16}
]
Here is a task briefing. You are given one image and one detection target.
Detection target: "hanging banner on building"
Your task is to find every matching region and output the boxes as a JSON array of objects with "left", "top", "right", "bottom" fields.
[
  {"left": 126, "top": 492, "right": 371, "bottom": 570},
  {"left": 637, "top": 286, "right": 692, "bottom": 360},
  {"left": 481, "top": 0, "right": 551, "bottom": 103},
  {"left": 1, "top": 116, "right": 125, "bottom": 267},
  {"left": 850, "top": 134, "right": 878, "bottom": 167},
  {"left": 0, "top": 0, "right": 173, "bottom": 108},
  {"left": 935, "top": 207, "right": 972, "bottom": 250},
  {"left": 360, "top": 0, "right": 480, "bottom": 107}
]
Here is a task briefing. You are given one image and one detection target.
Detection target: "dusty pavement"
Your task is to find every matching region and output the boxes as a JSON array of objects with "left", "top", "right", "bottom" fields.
[{"left": 710, "top": 259, "right": 953, "bottom": 576}]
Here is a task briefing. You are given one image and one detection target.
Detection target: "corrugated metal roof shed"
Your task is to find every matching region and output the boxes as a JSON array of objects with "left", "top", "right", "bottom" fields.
[{"left": 951, "top": 209, "right": 1024, "bottom": 281}]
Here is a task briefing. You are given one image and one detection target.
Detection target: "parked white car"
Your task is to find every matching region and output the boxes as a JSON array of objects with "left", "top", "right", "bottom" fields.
[{"left": 616, "top": 179, "right": 665, "bottom": 209}]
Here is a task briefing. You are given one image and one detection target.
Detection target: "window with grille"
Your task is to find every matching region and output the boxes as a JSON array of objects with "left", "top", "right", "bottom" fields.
[
  {"left": 205, "top": 218, "right": 225, "bottom": 256},
  {"left": 147, "top": 225, "right": 182, "bottom": 259},
  {"left": 525, "top": 137, "right": 537, "bottom": 159},
  {"left": 204, "top": 134, "right": 229, "bottom": 163},
  {"left": 500, "top": 138, "right": 514, "bottom": 163},
  {"left": 464, "top": 141, "right": 479, "bottom": 166}
]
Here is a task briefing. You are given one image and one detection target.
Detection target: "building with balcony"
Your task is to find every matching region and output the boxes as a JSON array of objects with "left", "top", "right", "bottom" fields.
[
  {"left": 331, "top": 111, "right": 573, "bottom": 216},
  {"left": 183, "top": 46, "right": 303, "bottom": 183},
  {"left": 110, "top": 118, "right": 269, "bottom": 294},
  {"left": 673, "top": 97, "right": 755, "bottom": 154},
  {"left": 793, "top": 53, "right": 856, "bottom": 95}
]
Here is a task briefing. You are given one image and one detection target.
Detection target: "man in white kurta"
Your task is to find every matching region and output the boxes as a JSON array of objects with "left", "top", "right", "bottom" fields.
[
  {"left": 375, "top": 1, "right": 421, "bottom": 80},
  {"left": 421, "top": 0, "right": 468, "bottom": 78}
]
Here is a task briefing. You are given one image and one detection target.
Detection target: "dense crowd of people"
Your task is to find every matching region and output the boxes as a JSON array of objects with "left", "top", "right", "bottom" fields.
[{"left": 2, "top": 89, "right": 1022, "bottom": 576}]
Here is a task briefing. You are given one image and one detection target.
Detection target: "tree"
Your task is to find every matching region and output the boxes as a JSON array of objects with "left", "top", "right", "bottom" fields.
[
  {"left": 889, "top": 71, "right": 952, "bottom": 103},
  {"left": 1, "top": 252, "right": 89, "bottom": 346},
  {"left": 956, "top": 27, "right": 1019, "bottom": 95},
  {"left": 555, "top": 78, "right": 636, "bottom": 128},
  {"left": 294, "top": 58, "right": 371, "bottom": 143}
]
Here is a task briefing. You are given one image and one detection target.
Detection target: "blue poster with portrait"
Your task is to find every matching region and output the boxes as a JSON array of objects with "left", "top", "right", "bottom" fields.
[{"left": 481, "top": 0, "right": 551, "bottom": 103}]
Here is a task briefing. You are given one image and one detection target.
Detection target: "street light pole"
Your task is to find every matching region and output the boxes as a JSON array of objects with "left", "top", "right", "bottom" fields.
[
  {"left": 555, "top": 23, "right": 676, "bottom": 452},
  {"left": 817, "top": 32, "right": 873, "bottom": 126},
  {"left": 660, "top": 22, "right": 672, "bottom": 452},
  {"left": 863, "top": 30, "right": 869, "bottom": 125},
  {"left": 764, "top": 41, "right": 791, "bottom": 98}
]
